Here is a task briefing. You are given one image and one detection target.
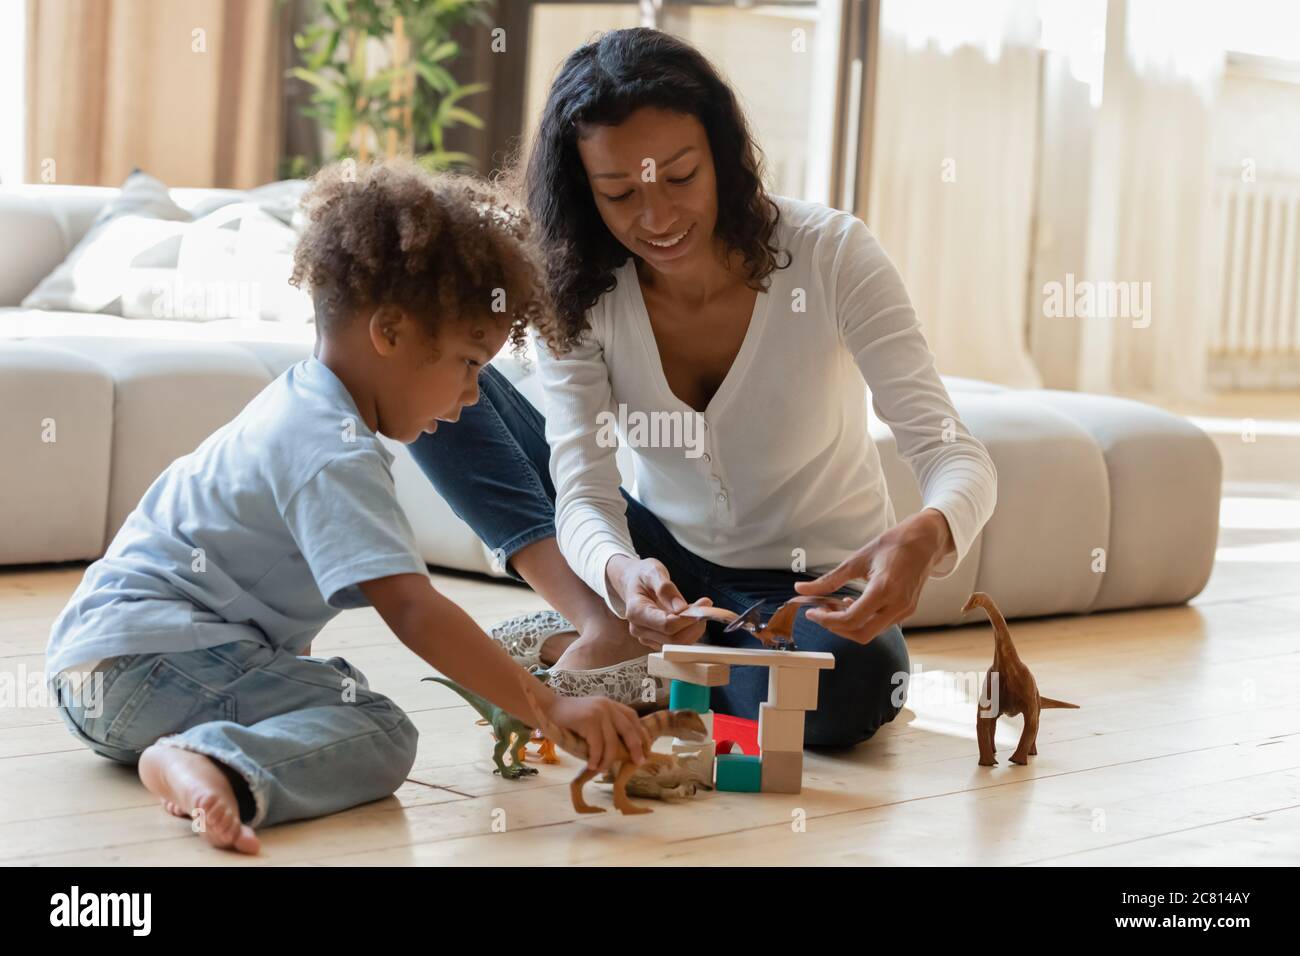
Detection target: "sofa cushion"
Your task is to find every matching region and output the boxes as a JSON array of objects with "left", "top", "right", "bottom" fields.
[
  {"left": 0, "top": 342, "right": 114, "bottom": 562},
  {"left": 40, "top": 337, "right": 278, "bottom": 542}
]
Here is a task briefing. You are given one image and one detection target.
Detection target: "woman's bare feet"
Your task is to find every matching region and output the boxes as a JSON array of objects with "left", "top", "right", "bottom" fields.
[
  {"left": 551, "top": 616, "right": 648, "bottom": 671},
  {"left": 138, "top": 744, "right": 260, "bottom": 854}
]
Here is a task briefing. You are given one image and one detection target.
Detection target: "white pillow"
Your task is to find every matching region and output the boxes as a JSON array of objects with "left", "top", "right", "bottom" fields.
[
  {"left": 22, "top": 171, "right": 314, "bottom": 323},
  {"left": 126, "top": 203, "right": 314, "bottom": 323},
  {"left": 21, "top": 170, "right": 192, "bottom": 316}
]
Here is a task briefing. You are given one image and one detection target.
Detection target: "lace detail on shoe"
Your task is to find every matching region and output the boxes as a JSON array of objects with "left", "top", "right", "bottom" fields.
[
  {"left": 545, "top": 656, "right": 660, "bottom": 706},
  {"left": 488, "top": 610, "right": 576, "bottom": 669}
]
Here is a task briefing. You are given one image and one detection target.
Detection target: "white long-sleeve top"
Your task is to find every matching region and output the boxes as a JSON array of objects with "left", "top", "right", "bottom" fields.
[{"left": 532, "top": 196, "right": 997, "bottom": 618}]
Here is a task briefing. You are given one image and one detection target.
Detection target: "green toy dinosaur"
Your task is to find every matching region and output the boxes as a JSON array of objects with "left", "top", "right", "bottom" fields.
[{"left": 422, "top": 673, "right": 546, "bottom": 780}]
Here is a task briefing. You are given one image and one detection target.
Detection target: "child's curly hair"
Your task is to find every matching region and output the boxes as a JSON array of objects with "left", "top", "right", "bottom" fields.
[{"left": 290, "top": 158, "right": 547, "bottom": 355}]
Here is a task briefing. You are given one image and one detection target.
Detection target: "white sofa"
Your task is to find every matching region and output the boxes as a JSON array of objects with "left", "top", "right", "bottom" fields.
[{"left": 0, "top": 184, "right": 1223, "bottom": 626}]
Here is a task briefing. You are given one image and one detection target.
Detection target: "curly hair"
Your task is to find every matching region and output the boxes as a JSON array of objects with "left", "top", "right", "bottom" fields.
[
  {"left": 521, "top": 27, "right": 789, "bottom": 355},
  {"left": 290, "top": 158, "right": 547, "bottom": 355}
]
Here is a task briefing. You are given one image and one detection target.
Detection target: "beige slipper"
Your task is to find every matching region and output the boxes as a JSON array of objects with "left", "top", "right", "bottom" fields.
[
  {"left": 487, "top": 610, "right": 577, "bottom": 670},
  {"left": 544, "top": 655, "right": 661, "bottom": 707}
]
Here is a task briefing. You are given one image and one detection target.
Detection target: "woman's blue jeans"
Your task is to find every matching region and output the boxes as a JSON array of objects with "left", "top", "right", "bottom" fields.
[{"left": 407, "top": 364, "right": 909, "bottom": 749}]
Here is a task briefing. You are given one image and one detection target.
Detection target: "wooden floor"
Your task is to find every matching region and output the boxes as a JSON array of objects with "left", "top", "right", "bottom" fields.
[{"left": 2, "top": 391, "right": 1298, "bottom": 866}]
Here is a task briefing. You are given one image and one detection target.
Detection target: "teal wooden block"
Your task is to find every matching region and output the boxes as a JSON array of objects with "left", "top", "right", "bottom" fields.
[
  {"left": 714, "top": 753, "right": 762, "bottom": 792},
  {"left": 669, "top": 679, "right": 711, "bottom": 712}
]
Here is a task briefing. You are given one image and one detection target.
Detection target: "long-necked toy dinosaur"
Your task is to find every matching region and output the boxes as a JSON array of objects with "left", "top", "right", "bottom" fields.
[
  {"left": 962, "top": 592, "right": 1079, "bottom": 766},
  {"left": 423, "top": 674, "right": 550, "bottom": 780},
  {"left": 517, "top": 673, "right": 709, "bottom": 815}
]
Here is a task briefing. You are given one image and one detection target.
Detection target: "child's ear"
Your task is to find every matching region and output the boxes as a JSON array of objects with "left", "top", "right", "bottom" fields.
[{"left": 367, "top": 305, "right": 405, "bottom": 355}]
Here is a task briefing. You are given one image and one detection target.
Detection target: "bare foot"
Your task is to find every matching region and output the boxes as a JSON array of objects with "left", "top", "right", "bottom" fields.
[
  {"left": 138, "top": 744, "right": 261, "bottom": 854},
  {"left": 552, "top": 618, "right": 647, "bottom": 671},
  {"left": 538, "top": 629, "right": 579, "bottom": 667}
]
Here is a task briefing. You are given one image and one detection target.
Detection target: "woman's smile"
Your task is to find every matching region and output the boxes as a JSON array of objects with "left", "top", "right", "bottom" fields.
[{"left": 639, "top": 222, "right": 695, "bottom": 258}]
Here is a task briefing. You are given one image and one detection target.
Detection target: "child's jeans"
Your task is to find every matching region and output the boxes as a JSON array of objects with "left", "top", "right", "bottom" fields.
[
  {"left": 53, "top": 640, "right": 418, "bottom": 828},
  {"left": 407, "top": 364, "right": 911, "bottom": 749}
]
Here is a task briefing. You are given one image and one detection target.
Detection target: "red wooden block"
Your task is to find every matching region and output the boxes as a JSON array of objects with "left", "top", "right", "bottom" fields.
[{"left": 713, "top": 712, "right": 759, "bottom": 756}]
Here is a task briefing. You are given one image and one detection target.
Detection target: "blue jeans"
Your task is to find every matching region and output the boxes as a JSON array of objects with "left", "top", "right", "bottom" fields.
[
  {"left": 54, "top": 641, "right": 418, "bottom": 827},
  {"left": 408, "top": 364, "right": 909, "bottom": 749}
]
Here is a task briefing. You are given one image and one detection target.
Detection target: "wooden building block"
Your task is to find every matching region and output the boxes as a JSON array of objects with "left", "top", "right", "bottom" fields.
[
  {"left": 767, "top": 666, "right": 821, "bottom": 711},
  {"left": 713, "top": 712, "right": 759, "bottom": 756},
  {"left": 669, "top": 679, "right": 711, "bottom": 712},
  {"left": 758, "top": 704, "right": 805, "bottom": 752},
  {"left": 759, "top": 749, "right": 804, "bottom": 794},
  {"left": 662, "top": 644, "right": 835, "bottom": 671},
  {"left": 671, "top": 737, "right": 716, "bottom": 781},
  {"left": 715, "top": 753, "right": 762, "bottom": 792},
  {"left": 647, "top": 653, "right": 731, "bottom": 686}
]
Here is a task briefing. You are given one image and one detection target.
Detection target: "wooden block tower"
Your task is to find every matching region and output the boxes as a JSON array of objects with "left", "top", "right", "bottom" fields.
[{"left": 647, "top": 644, "right": 835, "bottom": 795}]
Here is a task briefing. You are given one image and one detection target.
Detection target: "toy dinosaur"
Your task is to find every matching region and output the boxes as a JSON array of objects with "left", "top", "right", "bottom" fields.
[
  {"left": 962, "top": 591, "right": 1079, "bottom": 766},
  {"left": 517, "top": 673, "right": 709, "bottom": 815},
  {"left": 599, "top": 746, "right": 714, "bottom": 800},
  {"left": 422, "top": 674, "right": 546, "bottom": 780},
  {"left": 680, "top": 595, "right": 854, "bottom": 649},
  {"left": 524, "top": 727, "right": 560, "bottom": 764}
]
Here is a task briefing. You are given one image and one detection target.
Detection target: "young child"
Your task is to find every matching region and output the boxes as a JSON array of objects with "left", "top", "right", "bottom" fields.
[{"left": 44, "top": 160, "right": 648, "bottom": 854}]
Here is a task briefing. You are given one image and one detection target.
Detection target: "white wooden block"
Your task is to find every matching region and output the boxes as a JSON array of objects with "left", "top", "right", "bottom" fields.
[
  {"left": 767, "top": 666, "right": 821, "bottom": 711},
  {"left": 758, "top": 704, "right": 805, "bottom": 752},
  {"left": 647, "top": 653, "right": 731, "bottom": 686},
  {"left": 670, "top": 738, "right": 716, "bottom": 782},
  {"left": 662, "top": 644, "right": 835, "bottom": 671}
]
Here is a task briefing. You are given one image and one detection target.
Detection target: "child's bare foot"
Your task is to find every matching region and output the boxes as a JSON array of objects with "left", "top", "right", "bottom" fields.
[{"left": 138, "top": 744, "right": 260, "bottom": 854}]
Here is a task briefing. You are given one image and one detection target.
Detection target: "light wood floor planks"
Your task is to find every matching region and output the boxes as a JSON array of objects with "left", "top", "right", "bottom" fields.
[{"left": 1, "top": 391, "right": 1297, "bottom": 865}]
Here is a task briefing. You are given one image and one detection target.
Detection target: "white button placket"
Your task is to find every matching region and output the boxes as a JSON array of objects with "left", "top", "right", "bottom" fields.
[{"left": 701, "top": 416, "right": 730, "bottom": 519}]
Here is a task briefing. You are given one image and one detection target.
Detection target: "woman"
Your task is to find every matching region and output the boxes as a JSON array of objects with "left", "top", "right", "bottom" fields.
[{"left": 408, "top": 28, "right": 996, "bottom": 748}]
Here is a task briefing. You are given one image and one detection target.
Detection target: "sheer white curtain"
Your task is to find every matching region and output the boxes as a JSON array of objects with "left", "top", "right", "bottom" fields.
[
  {"left": 864, "top": 0, "right": 1044, "bottom": 387},
  {"left": 1077, "top": 0, "right": 1224, "bottom": 398}
]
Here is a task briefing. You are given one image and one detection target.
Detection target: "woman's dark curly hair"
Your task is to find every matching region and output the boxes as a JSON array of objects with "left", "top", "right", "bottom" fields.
[
  {"left": 290, "top": 158, "right": 547, "bottom": 356},
  {"left": 522, "top": 27, "right": 788, "bottom": 355}
]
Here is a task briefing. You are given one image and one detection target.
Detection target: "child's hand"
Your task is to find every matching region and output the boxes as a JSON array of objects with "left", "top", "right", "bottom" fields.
[{"left": 547, "top": 695, "right": 649, "bottom": 773}]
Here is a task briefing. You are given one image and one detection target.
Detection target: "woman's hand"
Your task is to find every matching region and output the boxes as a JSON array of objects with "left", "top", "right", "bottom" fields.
[
  {"left": 793, "top": 508, "right": 954, "bottom": 643},
  {"left": 546, "top": 694, "right": 650, "bottom": 772},
  {"left": 606, "top": 555, "right": 712, "bottom": 651}
]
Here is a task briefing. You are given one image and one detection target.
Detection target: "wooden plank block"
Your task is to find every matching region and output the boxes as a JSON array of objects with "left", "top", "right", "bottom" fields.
[
  {"left": 758, "top": 704, "right": 805, "bottom": 752},
  {"left": 647, "top": 653, "right": 731, "bottom": 686},
  {"left": 759, "top": 749, "right": 803, "bottom": 794},
  {"left": 662, "top": 644, "right": 835, "bottom": 670},
  {"left": 767, "top": 666, "right": 821, "bottom": 711}
]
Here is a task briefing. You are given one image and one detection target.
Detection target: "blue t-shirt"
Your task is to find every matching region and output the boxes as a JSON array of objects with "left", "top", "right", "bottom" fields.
[{"left": 45, "top": 357, "right": 428, "bottom": 679}]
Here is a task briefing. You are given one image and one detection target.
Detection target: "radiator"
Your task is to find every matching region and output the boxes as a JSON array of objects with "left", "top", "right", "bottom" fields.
[{"left": 1214, "top": 174, "right": 1300, "bottom": 388}]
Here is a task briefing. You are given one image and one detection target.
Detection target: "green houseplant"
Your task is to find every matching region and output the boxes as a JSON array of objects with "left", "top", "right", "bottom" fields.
[{"left": 286, "top": 0, "right": 493, "bottom": 173}]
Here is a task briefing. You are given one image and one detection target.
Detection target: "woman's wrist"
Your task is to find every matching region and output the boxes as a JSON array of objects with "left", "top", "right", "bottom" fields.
[
  {"left": 604, "top": 553, "right": 636, "bottom": 601},
  {"left": 915, "top": 507, "right": 955, "bottom": 562}
]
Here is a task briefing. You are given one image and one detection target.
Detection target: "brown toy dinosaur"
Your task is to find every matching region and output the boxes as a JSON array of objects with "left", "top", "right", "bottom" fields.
[
  {"left": 598, "top": 747, "right": 714, "bottom": 801},
  {"left": 517, "top": 674, "right": 708, "bottom": 815},
  {"left": 524, "top": 727, "right": 560, "bottom": 764},
  {"left": 963, "top": 591, "right": 1079, "bottom": 766},
  {"left": 680, "top": 595, "right": 853, "bottom": 649}
]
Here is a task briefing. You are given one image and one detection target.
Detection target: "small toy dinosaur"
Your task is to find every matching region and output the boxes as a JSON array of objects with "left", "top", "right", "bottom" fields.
[
  {"left": 517, "top": 673, "right": 709, "bottom": 815},
  {"left": 680, "top": 595, "right": 854, "bottom": 649},
  {"left": 524, "top": 727, "right": 560, "bottom": 764},
  {"left": 423, "top": 674, "right": 546, "bottom": 780},
  {"left": 963, "top": 591, "right": 1079, "bottom": 766},
  {"left": 598, "top": 746, "right": 714, "bottom": 801}
]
